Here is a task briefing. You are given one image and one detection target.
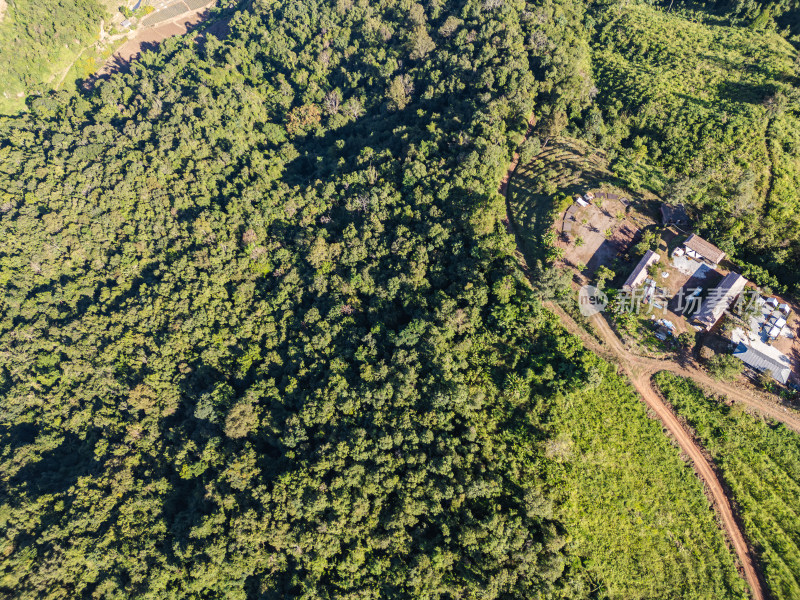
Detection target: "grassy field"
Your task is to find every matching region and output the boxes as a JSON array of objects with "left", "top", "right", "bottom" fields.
[
  {"left": 655, "top": 372, "right": 800, "bottom": 599},
  {"left": 525, "top": 354, "right": 749, "bottom": 599}
]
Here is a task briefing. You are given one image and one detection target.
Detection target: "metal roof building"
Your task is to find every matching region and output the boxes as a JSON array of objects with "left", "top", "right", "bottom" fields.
[
  {"left": 733, "top": 343, "right": 792, "bottom": 385},
  {"left": 622, "top": 250, "right": 660, "bottom": 291},
  {"left": 694, "top": 272, "right": 748, "bottom": 330}
]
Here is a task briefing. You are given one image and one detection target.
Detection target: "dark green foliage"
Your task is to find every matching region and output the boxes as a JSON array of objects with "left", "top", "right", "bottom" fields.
[{"left": 0, "top": 0, "right": 582, "bottom": 597}]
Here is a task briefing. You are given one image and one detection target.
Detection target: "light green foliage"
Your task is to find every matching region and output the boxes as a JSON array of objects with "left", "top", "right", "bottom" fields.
[
  {"left": 589, "top": 4, "right": 800, "bottom": 290},
  {"left": 655, "top": 373, "right": 800, "bottom": 599},
  {"left": 0, "top": 0, "right": 106, "bottom": 113},
  {"left": 541, "top": 357, "right": 748, "bottom": 599},
  {"left": 707, "top": 353, "right": 745, "bottom": 381},
  {"left": 594, "top": 265, "right": 614, "bottom": 289}
]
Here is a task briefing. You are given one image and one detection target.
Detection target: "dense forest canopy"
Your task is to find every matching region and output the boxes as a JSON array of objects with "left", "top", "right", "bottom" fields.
[
  {"left": 0, "top": 0, "right": 594, "bottom": 596},
  {"left": 0, "top": 0, "right": 796, "bottom": 598}
]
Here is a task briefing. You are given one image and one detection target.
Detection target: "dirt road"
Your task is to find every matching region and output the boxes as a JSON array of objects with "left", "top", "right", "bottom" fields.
[
  {"left": 587, "top": 309, "right": 800, "bottom": 432},
  {"left": 500, "top": 129, "right": 776, "bottom": 599},
  {"left": 546, "top": 302, "right": 767, "bottom": 600}
]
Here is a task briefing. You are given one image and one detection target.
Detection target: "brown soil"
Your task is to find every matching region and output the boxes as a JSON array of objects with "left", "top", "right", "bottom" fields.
[
  {"left": 0, "top": 0, "right": 6, "bottom": 23},
  {"left": 559, "top": 200, "right": 635, "bottom": 272},
  {"left": 93, "top": 1, "right": 217, "bottom": 79},
  {"left": 548, "top": 301, "right": 777, "bottom": 600}
]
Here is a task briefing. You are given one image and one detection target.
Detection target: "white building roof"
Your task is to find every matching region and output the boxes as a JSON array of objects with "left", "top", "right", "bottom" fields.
[{"left": 731, "top": 328, "right": 792, "bottom": 384}]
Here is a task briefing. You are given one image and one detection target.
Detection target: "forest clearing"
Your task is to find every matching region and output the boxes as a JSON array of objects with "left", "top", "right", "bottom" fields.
[
  {"left": 94, "top": 0, "right": 218, "bottom": 79},
  {"left": 503, "top": 121, "right": 797, "bottom": 600}
]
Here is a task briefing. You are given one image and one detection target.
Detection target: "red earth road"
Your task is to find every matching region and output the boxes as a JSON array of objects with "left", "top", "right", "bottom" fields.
[
  {"left": 500, "top": 127, "right": 772, "bottom": 599},
  {"left": 546, "top": 302, "right": 768, "bottom": 600}
]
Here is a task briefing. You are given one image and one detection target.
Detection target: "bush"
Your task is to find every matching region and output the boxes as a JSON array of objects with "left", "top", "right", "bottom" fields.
[{"left": 706, "top": 353, "right": 743, "bottom": 381}]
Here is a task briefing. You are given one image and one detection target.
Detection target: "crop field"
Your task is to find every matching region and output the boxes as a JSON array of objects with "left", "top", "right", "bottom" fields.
[
  {"left": 185, "top": 0, "right": 212, "bottom": 11},
  {"left": 590, "top": 3, "right": 800, "bottom": 290},
  {"left": 537, "top": 357, "right": 747, "bottom": 599},
  {"left": 142, "top": 1, "right": 192, "bottom": 27},
  {"left": 655, "top": 372, "right": 800, "bottom": 599}
]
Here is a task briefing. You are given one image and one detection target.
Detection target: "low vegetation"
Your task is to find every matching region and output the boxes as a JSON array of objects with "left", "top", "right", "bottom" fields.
[
  {"left": 584, "top": 3, "right": 800, "bottom": 293},
  {"left": 707, "top": 353, "right": 745, "bottom": 381},
  {"left": 0, "top": 0, "right": 106, "bottom": 113},
  {"left": 655, "top": 372, "right": 800, "bottom": 599},
  {"left": 540, "top": 356, "right": 747, "bottom": 599}
]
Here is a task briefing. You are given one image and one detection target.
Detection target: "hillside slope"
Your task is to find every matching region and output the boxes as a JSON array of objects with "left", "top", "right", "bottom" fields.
[
  {"left": 586, "top": 3, "right": 800, "bottom": 291},
  {"left": 0, "top": 0, "right": 763, "bottom": 598},
  {"left": 0, "top": 0, "right": 106, "bottom": 113}
]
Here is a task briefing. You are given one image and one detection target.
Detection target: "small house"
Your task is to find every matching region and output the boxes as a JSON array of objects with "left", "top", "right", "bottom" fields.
[
  {"left": 623, "top": 250, "right": 660, "bottom": 291},
  {"left": 661, "top": 203, "right": 689, "bottom": 227},
  {"left": 732, "top": 340, "right": 792, "bottom": 385},
  {"left": 683, "top": 234, "right": 726, "bottom": 268},
  {"left": 575, "top": 196, "right": 589, "bottom": 207}
]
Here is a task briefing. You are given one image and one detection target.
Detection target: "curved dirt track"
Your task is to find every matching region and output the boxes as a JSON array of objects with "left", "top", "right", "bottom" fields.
[
  {"left": 545, "top": 302, "right": 767, "bottom": 600},
  {"left": 499, "top": 143, "right": 778, "bottom": 599},
  {"left": 586, "top": 308, "right": 800, "bottom": 433}
]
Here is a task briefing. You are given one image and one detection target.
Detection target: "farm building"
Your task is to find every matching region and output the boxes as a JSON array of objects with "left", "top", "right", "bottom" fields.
[
  {"left": 623, "top": 250, "right": 660, "bottom": 291},
  {"left": 661, "top": 203, "right": 689, "bottom": 227},
  {"left": 683, "top": 234, "right": 726, "bottom": 267},
  {"left": 694, "top": 272, "right": 748, "bottom": 330},
  {"left": 732, "top": 340, "right": 792, "bottom": 385}
]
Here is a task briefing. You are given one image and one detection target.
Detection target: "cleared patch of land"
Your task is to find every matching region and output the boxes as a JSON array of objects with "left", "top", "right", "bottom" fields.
[{"left": 94, "top": 0, "right": 218, "bottom": 79}]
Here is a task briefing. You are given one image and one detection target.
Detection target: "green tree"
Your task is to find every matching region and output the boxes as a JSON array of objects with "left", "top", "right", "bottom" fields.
[{"left": 707, "top": 353, "right": 744, "bottom": 381}]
